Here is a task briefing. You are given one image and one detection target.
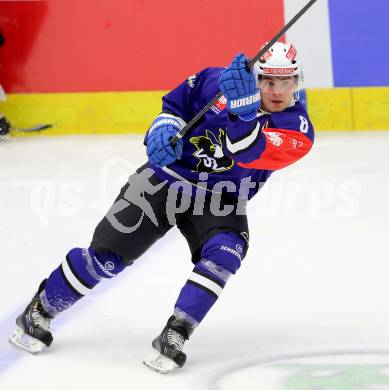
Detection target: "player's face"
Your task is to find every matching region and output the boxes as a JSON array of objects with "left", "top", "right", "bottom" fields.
[{"left": 259, "top": 76, "right": 296, "bottom": 112}]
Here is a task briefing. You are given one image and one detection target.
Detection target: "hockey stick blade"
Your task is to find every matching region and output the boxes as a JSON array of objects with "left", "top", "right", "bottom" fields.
[
  {"left": 170, "top": 0, "right": 319, "bottom": 145},
  {"left": 13, "top": 124, "right": 53, "bottom": 132}
]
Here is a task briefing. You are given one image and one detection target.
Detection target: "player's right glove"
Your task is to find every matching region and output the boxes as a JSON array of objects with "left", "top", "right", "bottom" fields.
[
  {"left": 0, "top": 115, "right": 11, "bottom": 136},
  {"left": 219, "top": 53, "right": 260, "bottom": 121},
  {"left": 146, "top": 116, "right": 183, "bottom": 167}
]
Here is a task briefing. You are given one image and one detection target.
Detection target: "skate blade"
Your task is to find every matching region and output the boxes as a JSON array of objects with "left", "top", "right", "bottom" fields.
[
  {"left": 9, "top": 326, "right": 45, "bottom": 355},
  {"left": 143, "top": 349, "right": 179, "bottom": 374}
]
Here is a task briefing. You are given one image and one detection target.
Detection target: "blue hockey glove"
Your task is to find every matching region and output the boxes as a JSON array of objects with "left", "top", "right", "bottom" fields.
[
  {"left": 146, "top": 116, "right": 183, "bottom": 167},
  {"left": 219, "top": 53, "right": 259, "bottom": 121}
]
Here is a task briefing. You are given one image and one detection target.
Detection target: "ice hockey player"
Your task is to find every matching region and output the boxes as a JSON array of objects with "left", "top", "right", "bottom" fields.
[
  {"left": 10, "top": 42, "right": 314, "bottom": 373},
  {"left": 0, "top": 113, "right": 10, "bottom": 137},
  {"left": 0, "top": 31, "right": 10, "bottom": 139}
]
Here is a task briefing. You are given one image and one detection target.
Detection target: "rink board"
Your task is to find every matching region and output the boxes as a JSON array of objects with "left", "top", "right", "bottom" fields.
[{"left": 1, "top": 87, "right": 389, "bottom": 136}]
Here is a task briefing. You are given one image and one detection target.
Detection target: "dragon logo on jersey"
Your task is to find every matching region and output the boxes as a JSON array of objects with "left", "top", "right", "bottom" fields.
[{"left": 190, "top": 128, "right": 234, "bottom": 173}]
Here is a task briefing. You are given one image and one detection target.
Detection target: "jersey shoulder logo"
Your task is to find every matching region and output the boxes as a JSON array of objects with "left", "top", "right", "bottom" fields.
[
  {"left": 211, "top": 95, "right": 227, "bottom": 115},
  {"left": 190, "top": 128, "right": 234, "bottom": 173},
  {"left": 187, "top": 74, "right": 197, "bottom": 88},
  {"left": 264, "top": 129, "right": 304, "bottom": 150},
  {"left": 264, "top": 131, "right": 284, "bottom": 146}
]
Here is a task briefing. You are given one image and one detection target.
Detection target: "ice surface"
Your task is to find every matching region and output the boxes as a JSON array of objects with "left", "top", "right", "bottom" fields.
[{"left": 1, "top": 132, "right": 389, "bottom": 389}]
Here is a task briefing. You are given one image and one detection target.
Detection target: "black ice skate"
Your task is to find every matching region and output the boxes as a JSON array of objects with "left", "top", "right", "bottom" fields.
[
  {"left": 143, "top": 315, "right": 193, "bottom": 374},
  {"left": 9, "top": 280, "right": 54, "bottom": 354}
]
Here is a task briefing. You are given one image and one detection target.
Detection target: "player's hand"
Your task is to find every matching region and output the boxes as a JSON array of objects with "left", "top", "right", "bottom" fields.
[
  {"left": 219, "top": 53, "right": 259, "bottom": 121},
  {"left": 146, "top": 119, "right": 183, "bottom": 167},
  {"left": 0, "top": 115, "right": 11, "bottom": 136}
]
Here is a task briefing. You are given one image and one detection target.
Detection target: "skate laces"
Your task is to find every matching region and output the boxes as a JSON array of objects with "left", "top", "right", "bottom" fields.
[
  {"left": 167, "top": 328, "right": 185, "bottom": 351},
  {"left": 30, "top": 301, "right": 51, "bottom": 331}
]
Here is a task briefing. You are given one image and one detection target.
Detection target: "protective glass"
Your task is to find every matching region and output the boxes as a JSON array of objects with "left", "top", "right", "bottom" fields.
[{"left": 259, "top": 76, "right": 298, "bottom": 93}]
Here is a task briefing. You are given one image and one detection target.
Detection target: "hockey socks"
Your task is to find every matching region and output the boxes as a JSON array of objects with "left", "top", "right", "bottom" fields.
[
  {"left": 40, "top": 247, "right": 126, "bottom": 316},
  {"left": 174, "top": 232, "right": 245, "bottom": 326}
]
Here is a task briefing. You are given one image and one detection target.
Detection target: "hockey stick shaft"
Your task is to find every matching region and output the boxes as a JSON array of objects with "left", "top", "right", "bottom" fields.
[
  {"left": 12, "top": 124, "right": 53, "bottom": 132},
  {"left": 171, "top": 0, "right": 318, "bottom": 145}
]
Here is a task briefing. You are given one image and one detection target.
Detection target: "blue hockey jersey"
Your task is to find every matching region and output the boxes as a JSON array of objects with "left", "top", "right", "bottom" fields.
[{"left": 145, "top": 67, "right": 314, "bottom": 200}]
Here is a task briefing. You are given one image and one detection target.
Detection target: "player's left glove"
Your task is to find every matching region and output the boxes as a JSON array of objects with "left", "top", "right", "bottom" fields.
[
  {"left": 146, "top": 116, "right": 183, "bottom": 167},
  {"left": 219, "top": 53, "right": 259, "bottom": 121},
  {"left": 0, "top": 115, "right": 11, "bottom": 136}
]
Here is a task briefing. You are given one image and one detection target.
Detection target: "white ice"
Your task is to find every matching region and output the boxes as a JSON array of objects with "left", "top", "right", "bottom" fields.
[{"left": 1, "top": 132, "right": 389, "bottom": 389}]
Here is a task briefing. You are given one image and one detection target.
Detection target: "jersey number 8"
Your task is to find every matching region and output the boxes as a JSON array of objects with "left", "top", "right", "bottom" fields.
[{"left": 299, "top": 115, "right": 309, "bottom": 134}]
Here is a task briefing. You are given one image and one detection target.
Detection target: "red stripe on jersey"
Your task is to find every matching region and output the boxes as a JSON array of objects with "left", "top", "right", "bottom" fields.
[{"left": 237, "top": 128, "right": 313, "bottom": 170}]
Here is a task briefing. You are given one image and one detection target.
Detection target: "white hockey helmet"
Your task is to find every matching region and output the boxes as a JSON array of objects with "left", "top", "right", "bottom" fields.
[{"left": 254, "top": 41, "right": 303, "bottom": 90}]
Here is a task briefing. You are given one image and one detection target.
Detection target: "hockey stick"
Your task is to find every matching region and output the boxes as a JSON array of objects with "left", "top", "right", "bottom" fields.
[
  {"left": 12, "top": 124, "right": 53, "bottom": 132},
  {"left": 171, "top": 0, "right": 318, "bottom": 145}
]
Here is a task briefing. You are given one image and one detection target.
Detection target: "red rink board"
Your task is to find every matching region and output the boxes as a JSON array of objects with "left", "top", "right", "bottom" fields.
[{"left": 0, "top": 1, "right": 284, "bottom": 92}]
